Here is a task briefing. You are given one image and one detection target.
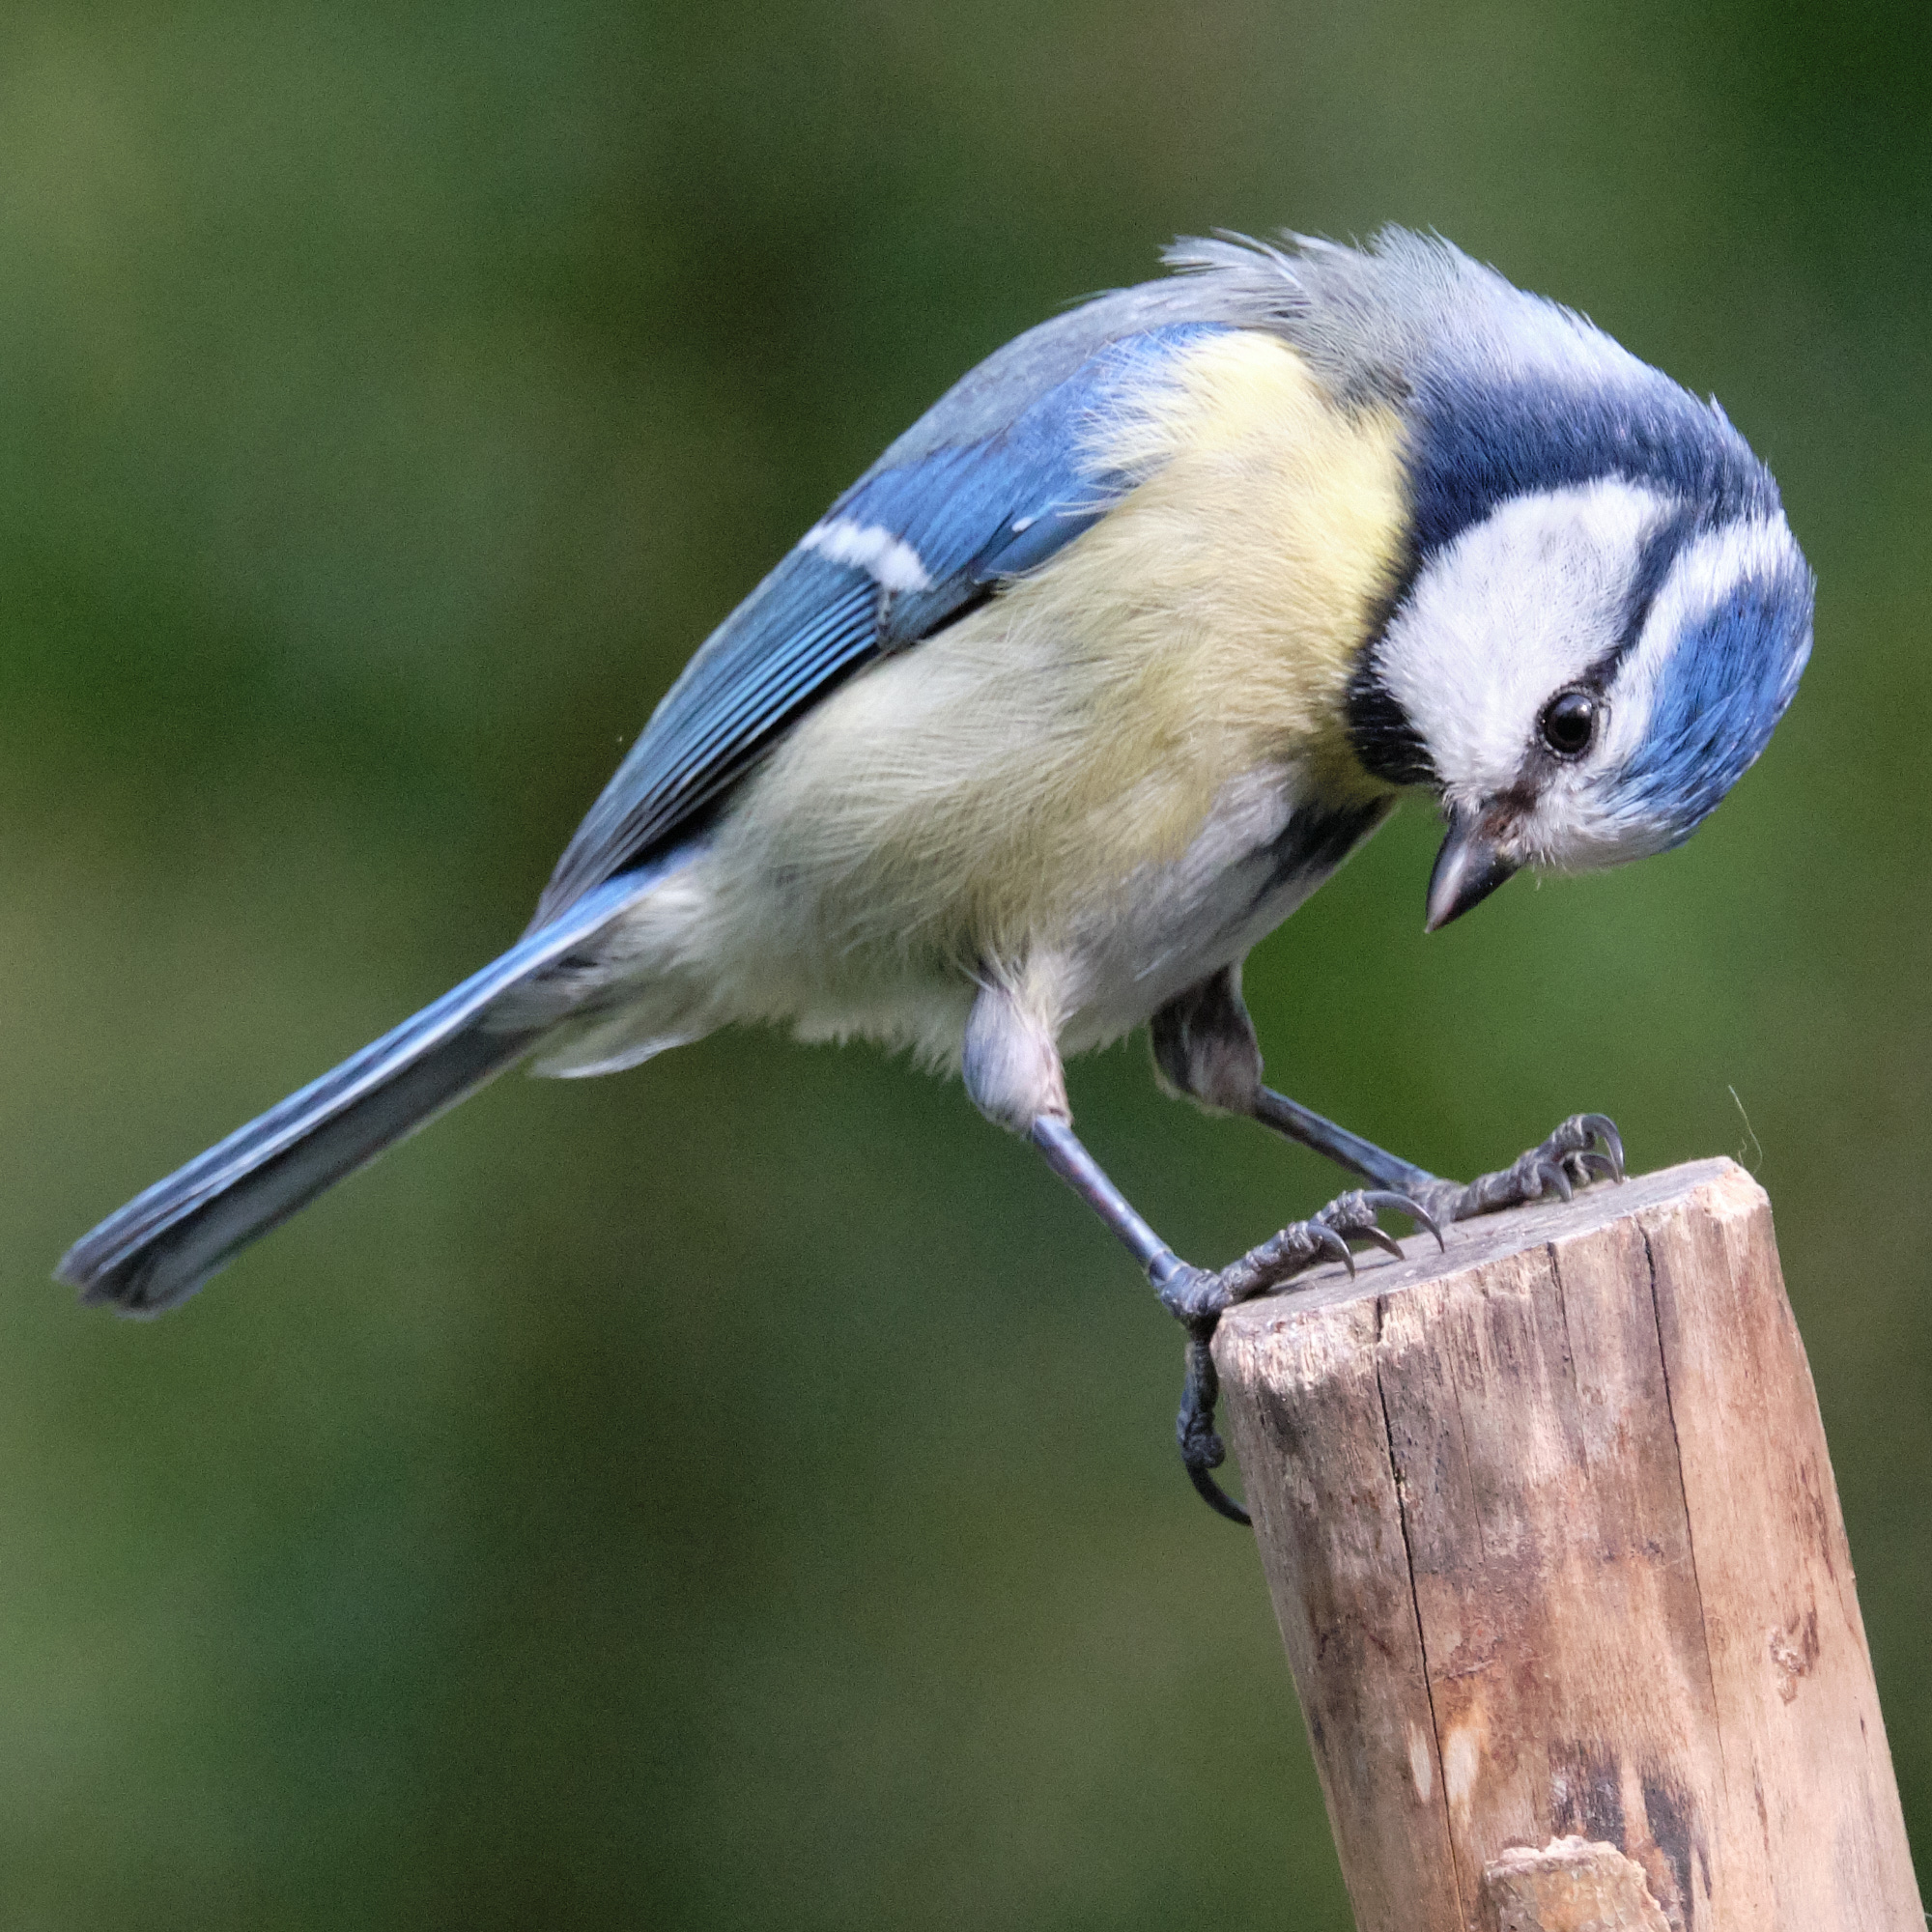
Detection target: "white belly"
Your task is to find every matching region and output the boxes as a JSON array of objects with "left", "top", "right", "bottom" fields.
[{"left": 1045, "top": 773, "right": 1392, "bottom": 1055}]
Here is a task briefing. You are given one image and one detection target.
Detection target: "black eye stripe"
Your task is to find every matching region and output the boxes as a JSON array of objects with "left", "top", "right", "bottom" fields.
[{"left": 1595, "top": 502, "right": 1699, "bottom": 682}]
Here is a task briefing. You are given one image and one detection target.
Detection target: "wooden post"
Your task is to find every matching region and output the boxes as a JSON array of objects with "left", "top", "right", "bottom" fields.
[{"left": 1213, "top": 1157, "right": 1921, "bottom": 1932}]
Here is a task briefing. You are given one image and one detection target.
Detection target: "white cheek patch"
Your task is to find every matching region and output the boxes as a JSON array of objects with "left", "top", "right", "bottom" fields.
[
  {"left": 800, "top": 518, "right": 933, "bottom": 593},
  {"left": 1378, "top": 478, "right": 1668, "bottom": 804}
]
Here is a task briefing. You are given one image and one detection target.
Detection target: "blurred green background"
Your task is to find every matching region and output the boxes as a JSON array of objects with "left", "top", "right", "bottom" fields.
[{"left": 2, "top": 0, "right": 1926, "bottom": 1924}]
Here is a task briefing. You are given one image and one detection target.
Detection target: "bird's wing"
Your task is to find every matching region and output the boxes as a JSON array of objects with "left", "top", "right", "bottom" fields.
[{"left": 531, "top": 307, "right": 1232, "bottom": 924}]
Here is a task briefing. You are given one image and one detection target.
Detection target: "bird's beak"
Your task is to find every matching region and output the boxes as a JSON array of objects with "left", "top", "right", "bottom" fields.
[{"left": 1425, "top": 808, "right": 1520, "bottom": 932}]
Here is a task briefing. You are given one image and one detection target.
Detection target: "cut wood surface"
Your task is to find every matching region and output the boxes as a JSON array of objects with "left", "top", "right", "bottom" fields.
[{"left": 1213, "top": 1157, "right": 1920, "bottom": 1932}]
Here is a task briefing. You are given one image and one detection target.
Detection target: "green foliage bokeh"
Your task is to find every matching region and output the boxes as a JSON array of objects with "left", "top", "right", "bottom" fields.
[{"left": 6, "top": 2, "right": 1929, "bottom": 1924}]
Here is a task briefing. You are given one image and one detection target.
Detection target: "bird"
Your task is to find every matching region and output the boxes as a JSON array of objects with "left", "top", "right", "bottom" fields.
[{"left": 59, "top": 228, "right": 1813, "bottom": 1520}]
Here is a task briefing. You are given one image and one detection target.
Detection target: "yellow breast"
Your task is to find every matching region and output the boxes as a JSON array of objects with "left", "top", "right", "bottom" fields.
[
  {"left": 713, "top": 328, "right": 1412, "bottom": 973},
  {"left": 1077, "top": 325, "right": 1411, "bottom": 794}
]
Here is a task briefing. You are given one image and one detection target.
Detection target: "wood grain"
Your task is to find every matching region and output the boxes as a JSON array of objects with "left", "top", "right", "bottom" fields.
[{"left": 1213, "top": 1158, "right": 1919, "bottom": 1931}]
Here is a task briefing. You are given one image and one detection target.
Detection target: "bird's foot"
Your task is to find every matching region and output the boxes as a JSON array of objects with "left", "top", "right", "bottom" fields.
[
  {"left": 1154, "top": 1189, "right": 1442, "bottom": 1523},
  {"left": 1412, "top": 1112, "right": 1626, "bottom": 1226}
]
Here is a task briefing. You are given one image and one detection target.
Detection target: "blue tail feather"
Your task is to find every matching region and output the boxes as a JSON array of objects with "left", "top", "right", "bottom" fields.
[{"left": 58, "top": 868, "right": 665, "bottom": 1315}]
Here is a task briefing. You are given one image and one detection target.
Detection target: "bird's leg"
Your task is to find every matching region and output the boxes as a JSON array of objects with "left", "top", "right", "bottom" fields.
[
  {"left": 1150, "top": 964, "right": 1626, "bottom": 1231},
  {"left": 1029, "top": 1117, "right": 1438, "bottom": 1524},
  {"left": 966, "top": 971, "right": 1436, "bottom": 1522}
]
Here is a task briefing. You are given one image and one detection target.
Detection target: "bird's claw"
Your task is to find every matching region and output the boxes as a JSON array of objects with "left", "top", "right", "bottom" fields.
[
  {"left": 1178, "top": 1331, "right": 1249, "bottom": 1524},
  {"left": 1356, "top": 1224, "right": 1406, "bottom": 1261},
  {"left": 1156, "top": 1187, "right": 1442, "bottom": 1525},
  {"left": 1578, "top": 1113, "right": 1626, "bottom": 1179},
  {"left": 1314, "top": 1224, "right": 1356, "bottom": 1276},
  {"left": 1434, "top": 1112, "right": 1625, "bottom": 1222},
  {"left": 1317, "top": 1187, "right": 1447, "bottom": 1258}
]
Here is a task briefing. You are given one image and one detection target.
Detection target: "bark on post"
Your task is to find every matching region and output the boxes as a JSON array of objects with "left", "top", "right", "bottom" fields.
[{"left": 1213, "top": 1157, "right": 1920, "bottom": 1932}]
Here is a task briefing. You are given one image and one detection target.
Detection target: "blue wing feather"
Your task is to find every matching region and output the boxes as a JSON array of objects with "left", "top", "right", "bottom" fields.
[{"left": 533, "top": 319, "right": 1232, "bottom": 923}]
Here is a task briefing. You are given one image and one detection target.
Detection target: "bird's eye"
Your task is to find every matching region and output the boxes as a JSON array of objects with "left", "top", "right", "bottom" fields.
[{"left": 1540, "top": 690, "right": 1598, "bottom": 758}]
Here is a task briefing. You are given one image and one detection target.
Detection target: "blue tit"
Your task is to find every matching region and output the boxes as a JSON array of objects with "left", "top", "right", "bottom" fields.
[{"left": 60, "top": 229, "right": 1812, "bottom": 1519}]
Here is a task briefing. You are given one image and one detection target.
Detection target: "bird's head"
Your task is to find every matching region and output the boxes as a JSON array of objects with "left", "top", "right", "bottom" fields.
[{"left": 1329, "top": 236, "right": 1813, "bottom": 928}]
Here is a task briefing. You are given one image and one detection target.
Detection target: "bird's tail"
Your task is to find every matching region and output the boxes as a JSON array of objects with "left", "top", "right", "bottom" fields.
[{"left": 57, "top": 868, "right": 668, "bottom": 1316}]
